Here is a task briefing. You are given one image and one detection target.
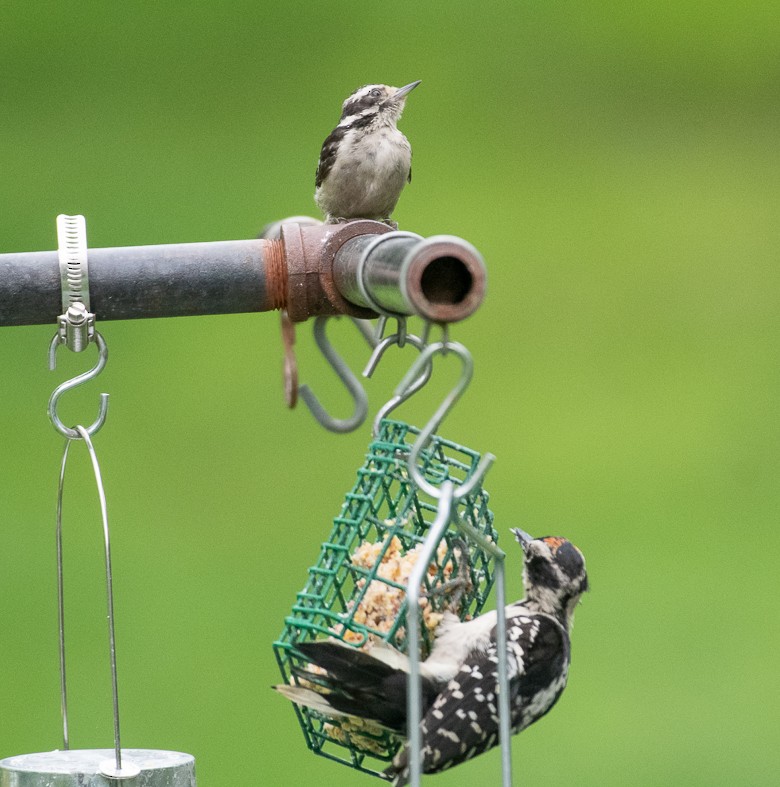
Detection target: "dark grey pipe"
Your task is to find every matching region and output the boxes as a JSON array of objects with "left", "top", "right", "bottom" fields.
[{"left": 0, "top": 240, "right": 272, "bottom": 326}]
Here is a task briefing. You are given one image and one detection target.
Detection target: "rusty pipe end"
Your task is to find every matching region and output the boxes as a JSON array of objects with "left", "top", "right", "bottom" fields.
[
  {"left": 332, "top": 231, "right": 487, "bottom": 323},
  {"left": 402, "top": 235, "right": 486, "bottom": 323}
]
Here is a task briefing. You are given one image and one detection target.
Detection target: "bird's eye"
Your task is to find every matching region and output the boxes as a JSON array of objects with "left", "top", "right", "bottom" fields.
[{"left": 370, "top": 88, "right": 382, "bottom": 98}]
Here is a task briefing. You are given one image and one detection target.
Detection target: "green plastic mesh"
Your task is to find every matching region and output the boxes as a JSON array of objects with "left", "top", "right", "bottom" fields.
[{"left": 273, "top": 419, "right": 498, "bottom": 776}]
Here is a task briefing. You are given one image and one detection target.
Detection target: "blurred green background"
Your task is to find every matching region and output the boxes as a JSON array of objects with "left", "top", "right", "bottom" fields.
[{"left": 1, "top": 1, "right": 777, "bottom": 785}]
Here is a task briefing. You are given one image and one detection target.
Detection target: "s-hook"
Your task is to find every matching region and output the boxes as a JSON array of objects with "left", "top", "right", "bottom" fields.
[
  {"left": 394, "top": 340, "right": 495, "bottom": 500},
  {"left": 362, "top": 316, "right": 433, "bottom": 435},
  {"left": 297, "top": 315, "right": 377, "bottom": 433},
  {"left": 48, "top": 321, "right": 109, "bottom": 439}
]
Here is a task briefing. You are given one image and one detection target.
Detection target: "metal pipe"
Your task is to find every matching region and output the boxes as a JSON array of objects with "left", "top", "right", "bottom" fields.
[
  {"left": 332, "top": 232, "right": 486, "bottom": 323},
  {"left": 0, "top": 240, "right": 276, "bottom": 326},
  {"left": 0, "top": 221, "right": 487, "bottom": 327}
]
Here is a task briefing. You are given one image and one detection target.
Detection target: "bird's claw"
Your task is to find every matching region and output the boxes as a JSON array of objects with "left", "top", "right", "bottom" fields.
[{"left": 423, "top": 538, "right": 473, "bottom": 614}]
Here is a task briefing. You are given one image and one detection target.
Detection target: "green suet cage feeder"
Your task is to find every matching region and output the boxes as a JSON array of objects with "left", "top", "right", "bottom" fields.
[{"left": 273, "top": 419, "right": 499, "bottom": 776}]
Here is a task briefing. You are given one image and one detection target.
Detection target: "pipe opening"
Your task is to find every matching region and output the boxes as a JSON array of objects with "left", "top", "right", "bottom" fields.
[{"left": 419, "top": 256, "right": 473, "bottom": 305}]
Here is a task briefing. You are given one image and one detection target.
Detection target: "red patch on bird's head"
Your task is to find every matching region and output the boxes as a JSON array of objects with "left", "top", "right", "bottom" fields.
[{"left": 542, "top": 537, "right": 566, "bottom": 553}]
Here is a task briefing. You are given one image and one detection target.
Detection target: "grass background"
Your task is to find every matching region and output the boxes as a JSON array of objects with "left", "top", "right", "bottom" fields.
[{"left": 1, "top": 1, "right": 778, "bottom": 785}]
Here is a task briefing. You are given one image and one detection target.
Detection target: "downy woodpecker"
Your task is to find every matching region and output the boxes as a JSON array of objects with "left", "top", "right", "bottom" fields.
[
  {"left": 314, "top": 80, "right": 421, "bottom": 224},
  {"left": 275, "top": 530, "right": 589, "bottom": 784}
]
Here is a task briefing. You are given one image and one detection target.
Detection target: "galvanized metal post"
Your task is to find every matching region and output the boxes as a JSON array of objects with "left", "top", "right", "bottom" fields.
[{"left": 0, "top": 750, "right": 196, "bottom": 787}]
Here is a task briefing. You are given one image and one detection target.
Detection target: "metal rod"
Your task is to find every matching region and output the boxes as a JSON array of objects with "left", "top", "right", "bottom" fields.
[
  {"left": 0, "top": 221, "right": 487, "bottom": 326},
  {"left": 405, "top": 481, "right": 455, "bottom": 786},
  {"left": 494, "top": 555, "right": 513, "bottom": 786},
  {"left": 450, "top": 517, "right": 512, "bottom": 785},
  {"left": 56, "top": 443, "right": 69, "bottom": 752},
  {"left": 404, "top": 489, "right": 512, "bottom": 786},
  {"left": 56, "top": 427, "right": 124, "bottom": 771}
]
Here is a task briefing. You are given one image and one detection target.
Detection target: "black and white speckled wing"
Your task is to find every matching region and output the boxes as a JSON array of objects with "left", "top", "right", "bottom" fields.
[
  {"left": 315, "top": 125, "right": 347, "bottom": 189},
  {"left": 386, "top": 612, "right": 570, "bottom": 784}
]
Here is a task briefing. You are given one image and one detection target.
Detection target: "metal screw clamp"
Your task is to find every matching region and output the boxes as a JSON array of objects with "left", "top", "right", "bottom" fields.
[
  {"left": 54, "top": 214, "right": 94, "bottom": 353},
  {"left": 55, "top": 301, "right": 95, "bottom": 354}
]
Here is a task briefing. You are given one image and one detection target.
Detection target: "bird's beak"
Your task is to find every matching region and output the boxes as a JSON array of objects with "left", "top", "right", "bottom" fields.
[
  {"left": 390, "top": 80, "right": 421, "bottom": 102},
  {"left": 511, "top": 528, "right": 534, "bottom": 548}
]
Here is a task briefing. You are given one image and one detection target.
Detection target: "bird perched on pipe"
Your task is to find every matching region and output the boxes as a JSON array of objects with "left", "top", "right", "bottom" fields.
[
  {"left": 274, "top": 529, "right": 589, "bottom": 785},
  {"left": 314, "top": 81, "right": 421, "bottom": 226}
]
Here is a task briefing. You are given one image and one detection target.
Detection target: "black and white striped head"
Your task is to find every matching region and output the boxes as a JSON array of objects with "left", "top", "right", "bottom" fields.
[
  {"left": 338, "top": 80, "right": 421, "bottom": 125},
  {"left": 512, "top": 529, "right": 589, "bottom": 625}
]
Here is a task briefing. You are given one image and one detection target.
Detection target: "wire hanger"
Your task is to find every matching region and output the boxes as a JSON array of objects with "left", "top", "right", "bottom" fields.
[{"left": 54, "top": 425, "right": 136, "bottom": 778}]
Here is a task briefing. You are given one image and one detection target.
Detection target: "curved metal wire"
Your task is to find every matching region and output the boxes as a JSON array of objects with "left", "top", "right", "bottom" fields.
[
  {"left": 393, "top": 340, "right": 495, "bottom": 500},
  {"left": 48, "top": 332, "right": 109, "bottom": 439},
  {"left": 363, "top": 328, "right": 433, "bottom": 436},
  {"left": 298, "top": 316, "right": 375, "bottom": 433},
  {"left": 373, "top": 314, "right": 408, "bottom": 348},
  {"left": 56, "top": 425, "right": 124, "bottom": 773}
]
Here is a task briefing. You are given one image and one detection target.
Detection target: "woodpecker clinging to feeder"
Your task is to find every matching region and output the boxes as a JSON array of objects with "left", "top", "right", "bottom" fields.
[
  {"left": 274, "top": 530, "right": 589, "bottom": 785},
  {"left": 314, "top": 80, "right": 421, "bottom": 225}
]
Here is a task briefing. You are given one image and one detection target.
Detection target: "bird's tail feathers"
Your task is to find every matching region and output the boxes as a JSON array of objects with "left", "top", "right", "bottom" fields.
[
  {"left": 366, "top": 638, "right": 411, "bottom": 672},
  {"left": 272, "top": 684, "right": 349, "bottom": 718},
  {"left": 294, "top": 640, "right": 399, "bottom": 687},
  {"left": 274, "top": 681, "right": 401, "bottom": 733}
]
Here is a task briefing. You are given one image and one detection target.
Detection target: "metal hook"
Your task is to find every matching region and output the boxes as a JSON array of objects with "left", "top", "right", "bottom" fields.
[
  {"left": 393, "top": 340, "right": 495, "bottom": 500},
  {"left": 373, "top": 314, "right": 408, "bottom": 348},
  {"left": 363, "top": 329, "right": 433, "bottom": 436},
  {"left": 298, "top": 316, "right": 375, "bottom": 433},
  {"left": 48, "top": 327, "right": 109, "bottom": 440}
]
